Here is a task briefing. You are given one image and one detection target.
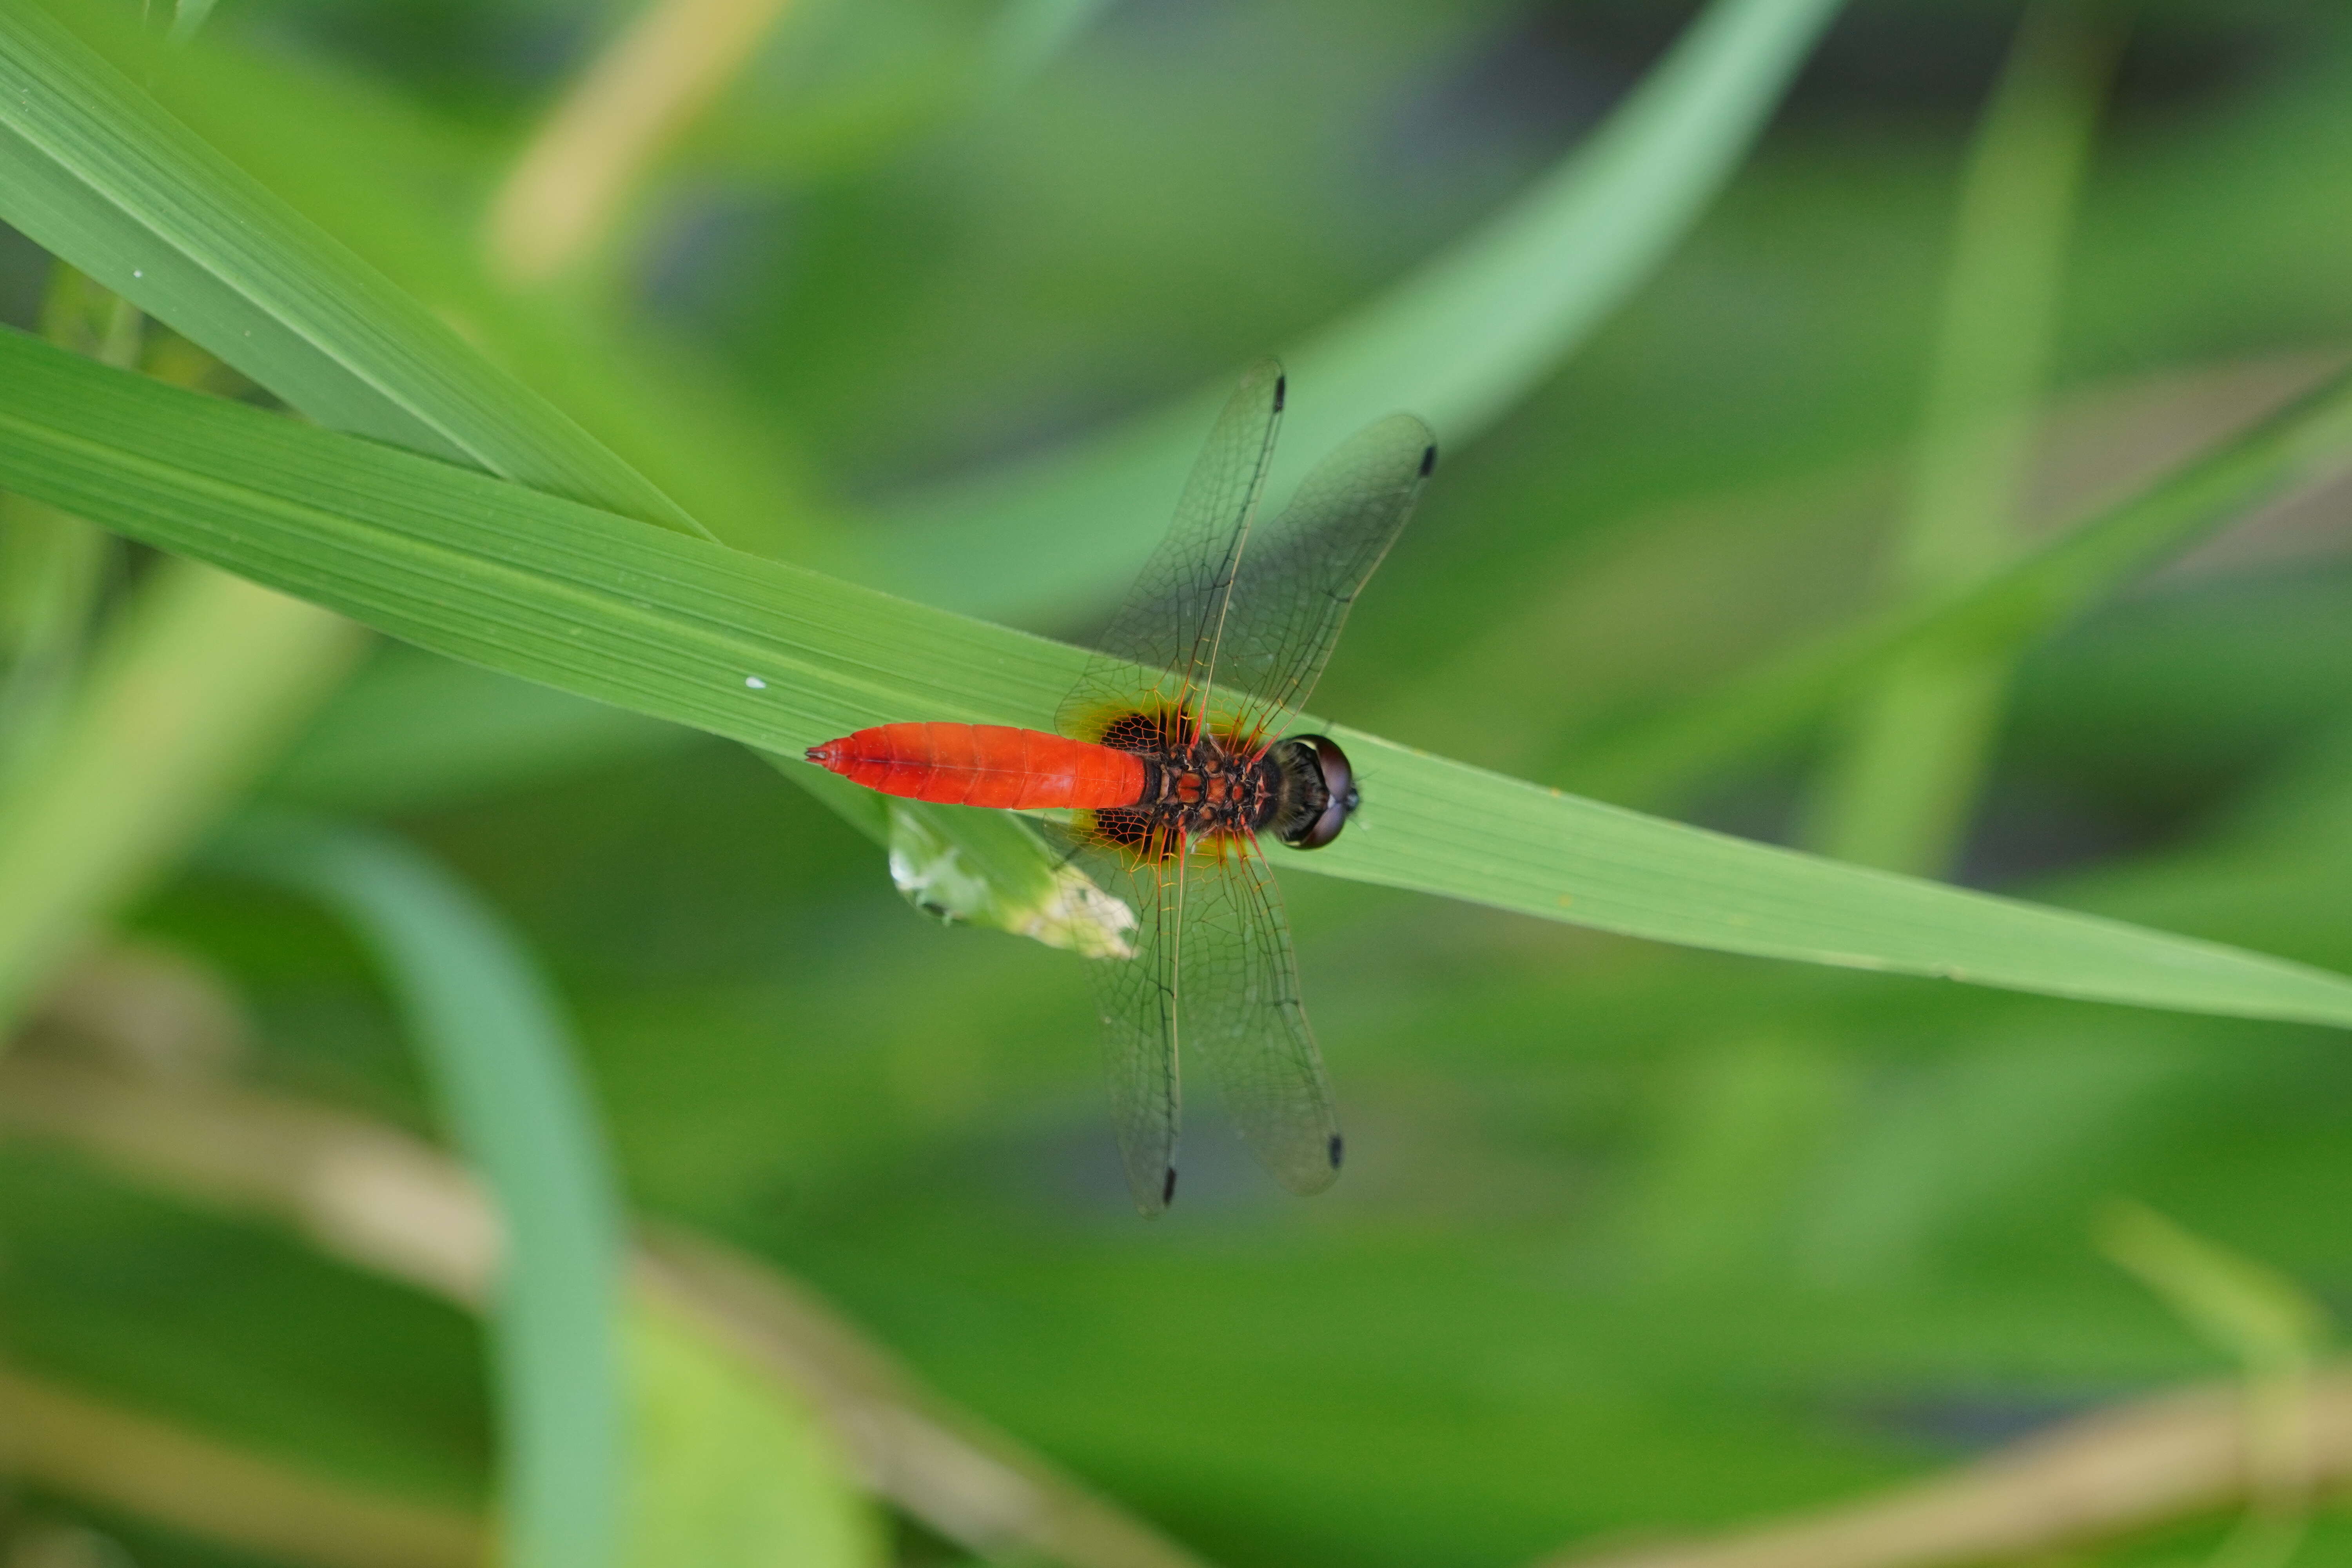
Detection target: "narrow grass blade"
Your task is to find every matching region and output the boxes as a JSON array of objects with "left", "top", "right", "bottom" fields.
[
  {"left": 1806, "top": 0, "right": 2113, "bottom": 873},
  {"left": 0, "top": 0, "right": 1068, "bottom": 932},
  {"left": 0, "top": 1362, "right": 485, "bottom": 1568},
  {"left": 0, "top": 0, "right": 703, "bottom": 534},
  {"left": 485, "top": 0, "right": 796, "bottom": 286},
  {"left": 220, "top": 819, "right": 626, "bottom": 1568},
  {"left": 1571, "top": 360, "right": 2352, "bottom": 808},
  {"left": 0, "top": 556, "right": 361, "bottom": 1025},
  {"left": 985, "top": 0, "right": 1116, "bottom": 96},
  {"left": 0, "top": 266, "right": 138, "bottom": 785},
  {"left": 0, "top": 485, "right": 111, "bottom": 779},
  {"left": 9, "top": 330, "right": 2352, "bottom": 1029},
  {"left": 626, "top": 1303, "right": 878, "bottom": 1568},
  {"left": 2098, "top": 1201, "right": 2325, "bottom": 1568},
  {"left": 871, "top": 0, "right": 1849, "bottom": 617},
  {"left": 2100, "top": 1203, "right": 2328, "bottom": 1374},
  {"left": 114, "top": 11, "right": 823, "bottom": 557},
  {"left": 1319, "top": 729, "right": 2352, "bottom": 1026},
  {"left": 166, "top": 0, "right": 220, "bottom": 46}
]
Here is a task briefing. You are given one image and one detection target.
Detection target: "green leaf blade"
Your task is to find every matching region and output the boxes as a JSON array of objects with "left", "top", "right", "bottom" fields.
[
  {"left": 9, "top": 325, "right": 2352, "bottom": 1032},
  {"left": 1330, "top": 730, "right": 2352, "bottom": 1027},
  {"left": 871, "top": 0, "right": 1851, "bottom": 618},
  {"left": 223, "top": 821, "right": 630, "bottom": 1568},
  {"left": 0, "top": 0, "right": 704, "bottom": 534},
  {"left": 626, "top": 1304, "right": 879, "bottom": 1568}
]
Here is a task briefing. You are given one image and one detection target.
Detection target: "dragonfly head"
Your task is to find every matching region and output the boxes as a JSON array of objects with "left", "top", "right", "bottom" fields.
[{"left": 1276, "top": 734, "right": 1358, "bottom": 850}]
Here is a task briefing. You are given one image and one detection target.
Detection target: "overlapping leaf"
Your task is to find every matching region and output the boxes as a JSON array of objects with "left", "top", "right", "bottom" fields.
[{"left": 8, "top": 326, "right": 2352, "bottom": 1029}]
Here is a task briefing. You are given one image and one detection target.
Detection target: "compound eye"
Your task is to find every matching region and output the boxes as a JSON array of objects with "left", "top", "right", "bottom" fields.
[{"left": 1289, "top": 735, "right": 1356, "bottom": 850}]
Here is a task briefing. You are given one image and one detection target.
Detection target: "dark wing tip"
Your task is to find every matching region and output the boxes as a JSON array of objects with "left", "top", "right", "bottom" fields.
[
  {"left": 1328, "top": 1132, "right": 1344, "bottom": 1170},
  {"left": 1162, "top": 1165, "right": 1179, "bottom": 1205},
  {"left": 1273, "top": 374, "right": 1287, "bottom": 413},
  {"left": 1418, "top": 443, "right": 1437, "bottom": 478}
]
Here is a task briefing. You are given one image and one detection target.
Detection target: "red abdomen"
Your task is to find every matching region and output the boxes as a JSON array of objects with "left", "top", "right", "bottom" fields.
[{"left": 806, "top": 723, "right": 1147, "bottom": 809}]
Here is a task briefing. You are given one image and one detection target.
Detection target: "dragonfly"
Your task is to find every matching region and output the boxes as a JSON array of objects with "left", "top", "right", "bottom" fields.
[{"left": 808, "top": 361, "right": 1435, "bottom": 1214}]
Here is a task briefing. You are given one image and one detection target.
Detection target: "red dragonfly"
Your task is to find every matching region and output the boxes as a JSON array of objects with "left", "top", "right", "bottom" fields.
[{"left": 809, "top": 362, "right": 1434, "bottom": 1214}]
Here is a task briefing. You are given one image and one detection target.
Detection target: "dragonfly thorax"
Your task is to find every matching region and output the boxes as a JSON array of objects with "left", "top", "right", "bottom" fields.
[{"left": 1091, "top": 720, "right": 1357, "bottom": 859}]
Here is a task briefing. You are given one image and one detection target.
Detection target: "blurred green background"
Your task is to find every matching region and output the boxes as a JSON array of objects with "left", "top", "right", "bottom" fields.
[{"left": 8, "top": 0, "right": 2352, "bottom": 1563}]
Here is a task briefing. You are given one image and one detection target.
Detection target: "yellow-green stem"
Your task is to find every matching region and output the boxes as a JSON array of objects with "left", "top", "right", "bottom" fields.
[
  {"left": 0, "top": 559, "right": 362, "bottom": 1028},
  {"left": 1805, "top": 0, "right": 2113, "bottom": 875},
  {"left": 0, "top": 264, "right": 140, "bottom": 782}
]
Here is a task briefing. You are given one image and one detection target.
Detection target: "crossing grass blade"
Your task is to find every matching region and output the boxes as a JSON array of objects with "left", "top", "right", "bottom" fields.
[
  {"left": 625, "top": 1303, "right": 878, "bottom": 1568},
  {"left": 220, "top": 820, "right": 629, "bottom": 1568},
  {"left": 0, "top": 0, "right": 1074, "bottom": 943},
  {"left": 871, "top": 0, "right": 1851, "bottom": 618},
  {"left": 0, "top": 0, "right": 702, "bottom": 535},
  {"left": 9, "top": 326, "right": 2352, "bottom": 1029},
  {"left": 1570, "top": 360, "right": 2352, "bottom": 809},
  {"left": 1804, "top": 0, "right": 2114, "bottom": 875},
  {"left": 218, "top": 819, "right": 879, "bottom": 1568},
  {"left": 0, "top": 559, "right": 361, "bottom": 1024}
]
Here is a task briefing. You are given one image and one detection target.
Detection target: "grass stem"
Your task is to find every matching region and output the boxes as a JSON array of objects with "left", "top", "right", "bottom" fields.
[{"left": 1805, "top": 0, "right": 2116, "bottom": 876}]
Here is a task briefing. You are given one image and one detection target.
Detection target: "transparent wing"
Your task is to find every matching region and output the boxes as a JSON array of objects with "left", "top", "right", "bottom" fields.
[
  {"left": 1051, "top": 367, "right": 1425, "bottom": 1212},
  {"left": 1210, "top": 412, "right": 1436, "bottom": 742},
  {"left": 1058, "top": 359, "right": 1284, "bottom": 739},
  {"left": 1077, "top": 841, "right": 1183, "bottom": 1215},
  {"left": 1072, "top": 833, "right": 1339, "bottom": 1210},
  {"left": 1179, "top": 839, "right": 1341, "bottom": 1195}
]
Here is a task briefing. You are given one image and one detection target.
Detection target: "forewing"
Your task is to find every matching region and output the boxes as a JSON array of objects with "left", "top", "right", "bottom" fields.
[
  {"left": 1208, "top": 412, "right": 1436, "bottom": 742},
  {"left": 1078, "top": 844, "right": 1183, "bottom": 1215},
  {"left": 1058, "top": 360, "right": 1284, "bottom": 738},
  {"left": 1180, "top": 842, "right": 1342, "bottom": 1196}
]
